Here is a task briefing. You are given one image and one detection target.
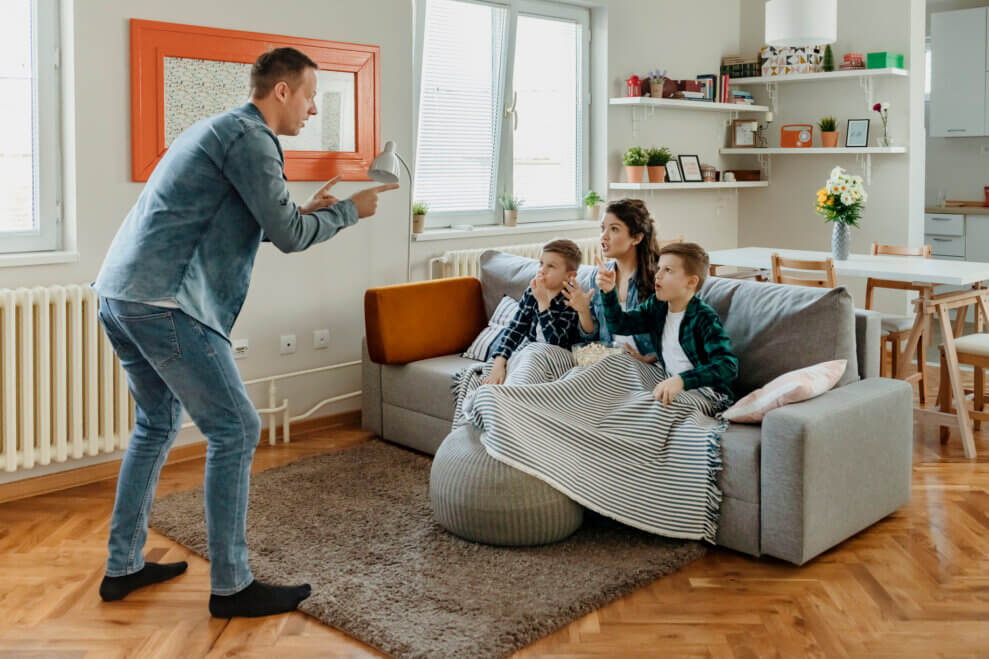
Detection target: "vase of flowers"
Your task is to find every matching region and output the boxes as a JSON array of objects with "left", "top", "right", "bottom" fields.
[
  {"left": 872, "top": 102, "right": 890, "bottom": 147},
  {"left": 816, "top": 166, "right": 867, "bottom": 261}
]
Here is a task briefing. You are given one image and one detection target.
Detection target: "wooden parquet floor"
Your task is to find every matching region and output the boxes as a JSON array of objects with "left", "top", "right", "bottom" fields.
[{"left": 0, "top": 371, "right": 987, "bottom": 658}]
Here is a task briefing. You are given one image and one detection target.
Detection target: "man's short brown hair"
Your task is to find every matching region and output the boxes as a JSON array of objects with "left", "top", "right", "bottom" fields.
[
  {"left": 659, "top": 242, "right": 710, "bottom": 290},
  {"left": 250, "top": 47, "right": 318, "bottom": 98},
  {"left": 542, "top": 239, "right": 582, "bottom": 271}
]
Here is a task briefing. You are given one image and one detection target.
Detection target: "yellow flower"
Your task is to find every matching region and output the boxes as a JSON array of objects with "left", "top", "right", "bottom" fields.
[{"left": 827, "top": 198, "right": 834, "bottom": 206}]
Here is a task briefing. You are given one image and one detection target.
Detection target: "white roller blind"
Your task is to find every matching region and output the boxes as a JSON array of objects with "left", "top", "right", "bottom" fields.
[
  {"left": 414, "top": 0, "right": 508, "bottom": 215},
  {"left": 0, "top": 0, "right": 36, "bottom": 234}
]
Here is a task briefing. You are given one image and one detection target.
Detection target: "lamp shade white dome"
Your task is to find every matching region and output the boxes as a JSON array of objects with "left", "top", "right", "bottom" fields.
[{"left": 765, "top": 0, "right": 836, "bottom": 47}]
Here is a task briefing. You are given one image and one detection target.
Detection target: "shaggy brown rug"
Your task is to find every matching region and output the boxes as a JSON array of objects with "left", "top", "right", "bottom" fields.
[{"left": 150, "top": 440, "right": 706, "bottom": 658}]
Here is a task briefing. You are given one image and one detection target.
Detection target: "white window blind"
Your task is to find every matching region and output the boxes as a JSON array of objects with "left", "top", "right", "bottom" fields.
[
  {"left": 1, "top": 0, "right": 61, "bottom": 254},
  {"left": 414, "top": 0, "right": 508, "bottom": 215}
]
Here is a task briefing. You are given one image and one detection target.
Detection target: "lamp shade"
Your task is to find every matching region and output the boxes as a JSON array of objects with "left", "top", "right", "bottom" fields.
[
  {"left": 368, "top": 140, "right": 401, "bottom": 184},
  {"left": 765, "top": 0, "right": 836, "bottom": 47}
]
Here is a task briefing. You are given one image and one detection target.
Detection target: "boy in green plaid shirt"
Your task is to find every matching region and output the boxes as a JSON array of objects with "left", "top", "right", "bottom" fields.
[{"left": 599, "top": 242, "right": 738, "bottom": 404}]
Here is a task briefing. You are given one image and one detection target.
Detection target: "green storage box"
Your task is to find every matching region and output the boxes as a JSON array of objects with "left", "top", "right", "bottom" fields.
[{"left": 867, "top": 52, "right": 904, "bottom": 69}]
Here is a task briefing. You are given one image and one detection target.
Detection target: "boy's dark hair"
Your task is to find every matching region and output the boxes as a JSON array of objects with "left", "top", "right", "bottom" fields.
[
  {"left": 542, "top": 239, "right": 582, "bottom": 271},
  {"left": 659, "top": 242, "right": 710, "bottom": 290},
  {"left": 251, "top": 47, "right": 318, "bottom": 98}
]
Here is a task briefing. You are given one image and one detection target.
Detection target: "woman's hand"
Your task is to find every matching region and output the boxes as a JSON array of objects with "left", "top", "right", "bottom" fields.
[
  {"left": 595, "top": 254, "right": 616, "bottom": 293},
  {"left": 625, "top": 344, "right": 658, "bottom": 364},
  {"left": 562, "top": 277, "right": 594, "bottom": 314}
]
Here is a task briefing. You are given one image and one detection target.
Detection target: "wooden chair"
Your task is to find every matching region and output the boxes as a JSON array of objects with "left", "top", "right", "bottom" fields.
[
  {"left": 770, "top": 253, "right": 837, "bottom": 288},
  {"left": 865, "top": 242, "right": 933, "bottom": 404}
]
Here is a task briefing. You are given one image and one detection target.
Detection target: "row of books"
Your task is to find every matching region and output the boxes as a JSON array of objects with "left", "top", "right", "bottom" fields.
[
  {"left": 720, "top": 56, "right": 760, "bottom": 79},
  {"left": 693, "top": 74, "right": 733, "bottom": 104}
]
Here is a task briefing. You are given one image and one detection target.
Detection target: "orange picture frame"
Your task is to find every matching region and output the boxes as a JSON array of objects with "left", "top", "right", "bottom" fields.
[{"left": 130, "top": 19, "right": 380, "bottom": 182}]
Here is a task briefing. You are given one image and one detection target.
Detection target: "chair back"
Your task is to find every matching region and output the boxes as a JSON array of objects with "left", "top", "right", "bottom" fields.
[
  {"left": 770, "top": 253, "right": 838, "bottom": 288},
  {"left": 865, "top": 242, "right": 932, "bottom": 310}
]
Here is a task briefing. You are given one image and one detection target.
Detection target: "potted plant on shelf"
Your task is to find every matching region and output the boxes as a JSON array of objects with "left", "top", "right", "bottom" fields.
[
  {"left": 411, "top": 201, "right": 429, "bottom": 234},
  {"left": 816, "top": 166, "right": 866, "bottom": 261},
  {"left": 623, "top": 146, "right": 648, "bottom": 183},
  {"left": 499, "top": 193, "right": 522, "bottom": 226},
  {"left": 646, "top": 147, "right": 672, "bottom": 183},
  {"left": 584, "top": 190, "right": 603, "bottom": 221},
  {"left": 818, "top": 116, "right": 839, "bottom": 147}
]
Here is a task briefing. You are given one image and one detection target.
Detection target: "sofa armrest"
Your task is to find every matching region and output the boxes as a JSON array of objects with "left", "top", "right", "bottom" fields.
[
  {"left": 364, "top": 277, "right": 487, "bottom": 364},
  {"left": 760, "top": 377, "right": 912, "bottom": 565},
  {"left": 855, "top": 309, "right": 881, "bottom": 380}
]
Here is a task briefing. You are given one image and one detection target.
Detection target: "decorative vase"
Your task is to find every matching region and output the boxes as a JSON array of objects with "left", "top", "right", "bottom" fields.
[
  {"left": 625, "top": 165, "right": 645, "bottom": 183},
  {"left": 647, "top": 166, "right": 666, "bottom": 183},
  {"left": 821, "top": 131, "right": 839, "bottom": 147},
  {"left": 831, "top": 222, "right": 851, "bottom": 261},
  {"left": 503, "top": 210, "right": 518, "bottom": 226},
  {"left": 585, "top": 204, "right": 601, "bottom": 221},
  {"left": 412, "top": 214, "right": 426, "bottom": 234}
]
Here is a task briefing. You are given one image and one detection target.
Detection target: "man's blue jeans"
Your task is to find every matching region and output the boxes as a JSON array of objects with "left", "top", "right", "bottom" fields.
[{"left": 98, "top": 297, "right": 260, "bottom": 595}]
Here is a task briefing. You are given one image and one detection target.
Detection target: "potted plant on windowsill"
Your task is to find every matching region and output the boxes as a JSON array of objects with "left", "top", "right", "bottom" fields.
[
  {"left": 499, "top": 193, "right": 522, "bottom": 226},
  {"left": 623, "top": 146, "right": 648, "bottom": 184},
  {"left": 412, "top": 201, "right": 429, "bottom": 234},
  {"left": 646, "top": 147, "right": 672, "bottom": 183},
  {"left": 818, "top": 116, "right": 839, "bottom": 147},
  {"left": 584, "top": 190, "right": 603, "bottom": 221}
]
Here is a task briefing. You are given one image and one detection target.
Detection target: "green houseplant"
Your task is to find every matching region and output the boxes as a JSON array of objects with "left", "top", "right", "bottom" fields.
[
  {"left": 818, "top": 116, "right": 838, "bottom": 147},
  {"left": 646, "top": 147, "right": 672, "bottom": 184},
  {"left": 584, "top": 190, "right": 603, "bottom": 221},
  {"left": 411, "top": 201, "right": 429, "bottom": 234},
  {"left": 623, "top": 146, "right": 648, "bottom": 183},
  {"left": 498, "top": 193, "right": 522, "bottom": 226}
]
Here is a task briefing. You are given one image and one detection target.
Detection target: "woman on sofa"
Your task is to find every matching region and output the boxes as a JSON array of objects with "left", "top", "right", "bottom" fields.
[{"left": 564, "top": 198, "right": 660, "bottom": 363}]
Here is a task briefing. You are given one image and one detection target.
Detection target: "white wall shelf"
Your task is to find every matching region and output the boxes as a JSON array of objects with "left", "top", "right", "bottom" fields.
[
  {"left": 609, "top": 97, "right": 769, "bottom": 113},
  {"left": 720, "top": 147, "right": 907, "bottom": 155},
  {"left": 610, "top": 181, "right": 769, "bottom": 190},
  {"left": 730, "top": 67, "right": 908, "bottom": 85}
]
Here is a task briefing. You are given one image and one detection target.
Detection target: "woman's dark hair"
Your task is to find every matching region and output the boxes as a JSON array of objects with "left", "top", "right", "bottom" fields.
[{"left": 604, "top": 199, "right": 660, "bottom": 303}]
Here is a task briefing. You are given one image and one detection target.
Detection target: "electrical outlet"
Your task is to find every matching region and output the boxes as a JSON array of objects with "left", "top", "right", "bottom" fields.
[
  {"left": 981, "top": 144, "right": 989, "bottom": 155},
  {"left": 313, "top": 329, "right": 330, "bottom": 349},
  {"left": 280, "top": 334, "right": 297, "bottom": 355},
  {"left": 232, "top": 338, "right": 249, "bottom": 360}
]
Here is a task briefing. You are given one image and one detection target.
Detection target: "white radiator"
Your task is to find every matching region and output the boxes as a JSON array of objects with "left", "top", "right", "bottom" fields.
[
  {"left": 0, "top": 285, "right": 133, "bottom": 473},
  {"left": 430, "top": 236, "right": 602, "bottom": 279}
]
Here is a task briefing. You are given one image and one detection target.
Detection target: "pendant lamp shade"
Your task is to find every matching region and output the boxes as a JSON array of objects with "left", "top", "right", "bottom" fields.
[{"left": 765, "top": 0, "right": 836, "bottom": 47}]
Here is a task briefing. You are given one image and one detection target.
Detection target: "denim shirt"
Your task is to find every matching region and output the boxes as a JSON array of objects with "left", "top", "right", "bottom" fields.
[
  {"left": 94, "top": 103, "right": 358, "bottom": 340},
  {"left": 580, "top": 263, "right": 657, "bottom": 357}
]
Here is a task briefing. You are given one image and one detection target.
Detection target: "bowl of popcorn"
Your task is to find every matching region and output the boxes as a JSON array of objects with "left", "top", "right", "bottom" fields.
[{"left": 572, "top": 341, "right": 625, "bottom": 366}]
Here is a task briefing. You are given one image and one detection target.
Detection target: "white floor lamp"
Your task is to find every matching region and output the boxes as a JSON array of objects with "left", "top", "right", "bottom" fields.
[{"left": 367, "top": 140, "right": 414, "bottom": 281}]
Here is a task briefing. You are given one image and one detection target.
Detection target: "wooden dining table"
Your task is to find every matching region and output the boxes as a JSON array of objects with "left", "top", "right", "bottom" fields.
[{"left": 708, "top": 247, "right": 989, "bottom": 458}]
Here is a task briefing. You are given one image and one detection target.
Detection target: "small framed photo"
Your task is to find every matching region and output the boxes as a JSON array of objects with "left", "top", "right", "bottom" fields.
[
  {"left": 678, "top": 154, "right": 703, "bottom": 182},
  {"left": 665, "top": 159, "right": 683, "bottom": 182},
  {"left": 846, "top": 119, "right": 870, "bottom": 147},
  {"left": 730, "top": 119, "right": 759, "bottom": 148}
]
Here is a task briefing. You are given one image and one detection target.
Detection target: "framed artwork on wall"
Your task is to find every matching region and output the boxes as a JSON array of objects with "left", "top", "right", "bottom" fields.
[{"left": 130, "top": 19, "right": 380, "bottom": 181}]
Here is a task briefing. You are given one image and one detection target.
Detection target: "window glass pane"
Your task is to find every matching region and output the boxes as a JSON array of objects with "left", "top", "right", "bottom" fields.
[
  {"left": 0, "top": 0, "right": 35, "bottom": 233},
  {"left": 414, "top": 0, "right": 508, "bottom": 214},
  {"left": 513, "top": 14, "right": 580, "bottom": 209}
]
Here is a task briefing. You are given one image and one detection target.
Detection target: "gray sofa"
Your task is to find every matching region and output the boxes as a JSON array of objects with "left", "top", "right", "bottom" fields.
[{"left": 362, "top": 250, "right": 913, "bottom": 565}]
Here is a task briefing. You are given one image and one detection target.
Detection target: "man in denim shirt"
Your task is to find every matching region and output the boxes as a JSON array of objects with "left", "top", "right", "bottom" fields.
[{"left": 93, "top": 48, "right": 397, "bottom": 618}]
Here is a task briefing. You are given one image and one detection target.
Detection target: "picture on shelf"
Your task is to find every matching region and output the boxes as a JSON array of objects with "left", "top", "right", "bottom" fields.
[
  {"left": 665, "top": 160, "right": 683, "bottom": 182},
  {"left": 678, "top": 155, "right": 703, "bottom": 182},
  {"left": 846, "top": 119, "right": 870, "bottom": 147},
  {"left": 730, "top": 119, "right": 759, "bottom": 148}
]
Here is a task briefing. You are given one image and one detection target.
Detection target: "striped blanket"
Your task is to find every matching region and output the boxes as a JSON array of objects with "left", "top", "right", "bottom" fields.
[{"left": 453, "top": 344, "right": 730, "bottom": 543}]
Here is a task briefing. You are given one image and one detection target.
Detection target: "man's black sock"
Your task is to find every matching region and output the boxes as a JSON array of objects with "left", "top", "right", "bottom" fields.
[
  {"left": 99, "top": 561, "right": 188, "bottom": 601},
  {"left": 209, "top": 580, "right": 312, "bottom": 618}
]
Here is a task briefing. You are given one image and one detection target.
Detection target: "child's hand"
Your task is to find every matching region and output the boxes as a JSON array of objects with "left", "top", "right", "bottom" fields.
[
  {"left": 625, "top": 344, "right": 658, "bottom": 364},
  {"left": 563, "top": 277, "right": 594, "bottom": 313},
  {"left": 530, "top": 275, "right": 552, "bottom": 310},
  {"left": 595, "top": 254, "right": 616, "bottom": 293},
  {"left": 653, "top": 375, "right": 684, "bottom": 406},
  {"left": 481, "top": 358, "right": 507, "bottom": 385}
]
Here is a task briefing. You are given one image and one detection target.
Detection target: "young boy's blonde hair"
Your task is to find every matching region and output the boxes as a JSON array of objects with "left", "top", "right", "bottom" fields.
[
  {"left": 542, "top": 239, "right": 582, "bottom": 271},
  {"left": 659, "top": 242, "right": 710, "bottom": 290}
]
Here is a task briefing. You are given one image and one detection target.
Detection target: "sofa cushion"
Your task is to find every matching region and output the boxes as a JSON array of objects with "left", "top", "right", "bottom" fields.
[
  {"left": 719, "top": 423, "right": 761, "bottom": 504},
  {"left": 479, "top": 250, "right": 597, "bottom": 319},
  {"left": 700, "top": 277, "right": 860, "bottom": 398},
  {"left": 381, "top": 353, "right": 474, "bottom": 421},
  {"left": 723, "top": 359, "right": 847, "bottom": 424}
]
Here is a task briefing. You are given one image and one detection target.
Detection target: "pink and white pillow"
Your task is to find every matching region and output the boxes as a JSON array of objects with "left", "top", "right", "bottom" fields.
[{"left": 723, "top": 360, "right": 847, "bottom": 424}]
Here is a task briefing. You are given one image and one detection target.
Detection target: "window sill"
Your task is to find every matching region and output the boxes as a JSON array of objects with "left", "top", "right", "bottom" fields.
[
  {"left": 0, "top": 250, "right": 80, "bottom": 269},
  {"left": 412, "top": 219, "right": 599, "bottom": 243}
]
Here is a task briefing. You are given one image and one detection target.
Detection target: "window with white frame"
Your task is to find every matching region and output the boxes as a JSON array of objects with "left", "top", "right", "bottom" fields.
[
  {"left": 413, "top": 0, "right": 589, "bottom": 227},
  {"left": 1, "top": 0, "right": 62, "bottom": 254}
]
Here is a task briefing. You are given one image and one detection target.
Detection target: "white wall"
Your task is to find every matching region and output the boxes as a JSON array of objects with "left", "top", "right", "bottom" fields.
[
  {"left": 737, "top": 0, "right": 927, "bottom": 313},
  {"left": 925, "top": 0, "right": 989, "bottom": 205}
]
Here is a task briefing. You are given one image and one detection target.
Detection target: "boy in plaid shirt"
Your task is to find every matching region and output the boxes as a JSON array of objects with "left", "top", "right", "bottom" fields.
[
  {"left": 483, "top": 239, "right": 586, "bottom": 385},
  {"left": 599, "top": 242, "right": 738, "bottom": 404}
]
